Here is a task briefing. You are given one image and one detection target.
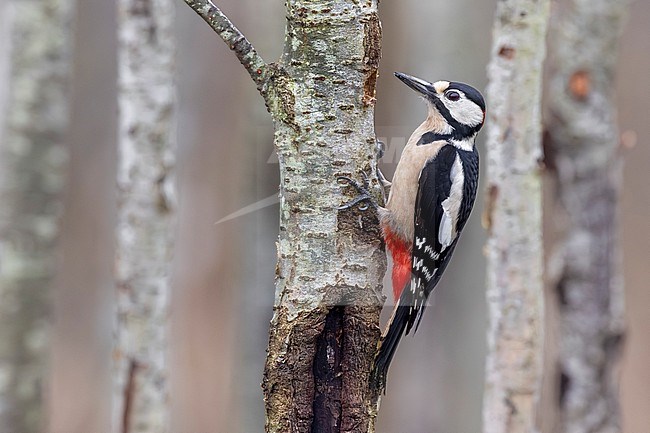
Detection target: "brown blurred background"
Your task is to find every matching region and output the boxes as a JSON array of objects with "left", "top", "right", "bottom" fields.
[{"left": 49, "top": 0, "right": 649, "bottom": 432}]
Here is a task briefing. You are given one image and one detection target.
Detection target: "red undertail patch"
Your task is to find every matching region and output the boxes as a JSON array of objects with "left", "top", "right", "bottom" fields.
[{"left": 383, "top": 227, "right": 411, "bottom": 301}]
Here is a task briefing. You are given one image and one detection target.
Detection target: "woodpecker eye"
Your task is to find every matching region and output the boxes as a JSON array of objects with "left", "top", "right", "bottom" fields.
[{"left": 446, "top": 91, "right": 461, "bottom": 101}]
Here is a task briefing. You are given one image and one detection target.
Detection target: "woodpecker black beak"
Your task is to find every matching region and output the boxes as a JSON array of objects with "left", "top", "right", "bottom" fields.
[{"left": 394, "top": 72, "right": 438, "bottom": 99}]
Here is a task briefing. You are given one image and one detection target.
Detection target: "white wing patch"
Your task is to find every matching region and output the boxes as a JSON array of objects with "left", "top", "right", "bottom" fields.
[{"left": 438, "top": 154, "right": 465, "bottom": 251}]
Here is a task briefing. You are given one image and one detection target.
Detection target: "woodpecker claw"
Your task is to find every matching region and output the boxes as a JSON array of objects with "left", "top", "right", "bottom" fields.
[
  {"left": 337, "top": 174, "right": 378, "bottom": 211},
  {"left": 376, "top": 139, "right": 386, "bottom": 160},
  {"left": 338, "top": 194, "right": 372, "bottom": 210},
  {"left": 377, "top": 168, "right": 391, "bottom": 191}
]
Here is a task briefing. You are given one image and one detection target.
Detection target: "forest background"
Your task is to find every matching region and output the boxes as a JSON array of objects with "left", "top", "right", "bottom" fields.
[{"left": 0, "top": 0, "right": 648, "bottom": 432}]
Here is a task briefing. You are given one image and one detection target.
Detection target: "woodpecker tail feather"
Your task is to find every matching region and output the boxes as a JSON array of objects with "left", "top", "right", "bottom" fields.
[
  {"left": 371, "top": 304, "right": 412, "bottom": 392},
  {"left": 371, "top": 282, "right": 429, "bottom": 392}
]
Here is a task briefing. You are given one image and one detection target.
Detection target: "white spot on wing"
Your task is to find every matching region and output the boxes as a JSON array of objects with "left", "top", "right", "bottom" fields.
[
  {"left": 410, "top": 276, "right": 422, "bottom": 295},
  {"left": 438, "top": 212, "right": 453, "bottom": 250},
  {"left": 424, "top": 244, "right": 439, "bottom": 260},
  {"left": 421, "top": 265, "right": 435, "bottom": 282},
  {"left": 438, "top": 154, "right": 465, "bottom": 250}
]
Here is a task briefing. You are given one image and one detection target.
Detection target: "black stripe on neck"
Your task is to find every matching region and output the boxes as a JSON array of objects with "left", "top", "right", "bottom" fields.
[
  {"left": 416, "top": 131, "right": 451, "bottom": 146},
  {"left": 431, "top": 98, "right": 482, "bottom": 140}
]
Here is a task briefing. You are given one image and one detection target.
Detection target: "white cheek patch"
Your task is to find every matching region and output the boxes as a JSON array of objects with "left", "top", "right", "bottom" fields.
[{"left": 442, "top": 93, "right": 484, "bottom": 127}]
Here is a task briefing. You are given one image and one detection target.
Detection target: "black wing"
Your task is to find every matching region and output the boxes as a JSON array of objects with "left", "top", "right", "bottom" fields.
[
  {"left": 405, "top": 144, "right": 461, "bottom": 333},
  {"left": 372, "top": 144, "right": 479, "bottom": 390}
]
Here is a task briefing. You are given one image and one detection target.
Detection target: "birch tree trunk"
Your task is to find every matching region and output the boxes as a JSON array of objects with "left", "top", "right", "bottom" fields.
[
  {"left": 0, "top": 0, "right": 74, "bottom": 431},
  {"left": 183, "top": 1, "right": 384, "bottom": 431},
  {"left": 113, "top": 0, "right": 176, "bottom": 431},
  {"left": 482, "top": 1, "right": 550, "bottom": 432},
  {"left": 546, "top": 1, "right": 627, "bottom": 432}
]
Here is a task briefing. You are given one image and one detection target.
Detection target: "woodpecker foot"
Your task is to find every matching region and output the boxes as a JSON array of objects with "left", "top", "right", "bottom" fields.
[
  {"left": 376, "top": 139, "right": 386, "bottom": 160},
  {"left": 337, "top": 172, "right": 378, "bottom": 211},
  {"left": 377, "top": 167, "right": 391, "bottom": 194},
  {"left": 374, "top": 140, "right": 392, "bottom": 198}
]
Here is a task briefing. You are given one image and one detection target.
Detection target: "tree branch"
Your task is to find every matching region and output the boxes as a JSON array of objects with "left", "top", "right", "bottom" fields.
[{"left": 183, "top": 0, "right": 270, "bottom": 97}]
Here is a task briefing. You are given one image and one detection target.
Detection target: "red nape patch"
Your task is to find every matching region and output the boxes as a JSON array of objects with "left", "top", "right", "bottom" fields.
[{"left": 384, "top": 227, "right": 412, "bottom": 301}]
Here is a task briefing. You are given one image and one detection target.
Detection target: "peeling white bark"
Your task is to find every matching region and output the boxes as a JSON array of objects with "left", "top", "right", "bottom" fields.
[
  {"left": 482, "top": 1, "right": 550, "bottom": 432},
  {"left": 547, "top": 1, "right": 627, "bottom": 432},
  {"left": 113, "top": 0, "right": 176, "bottom": 432},
  {"left": 0, "top": 0, "right": 74, "bottom": 431}
]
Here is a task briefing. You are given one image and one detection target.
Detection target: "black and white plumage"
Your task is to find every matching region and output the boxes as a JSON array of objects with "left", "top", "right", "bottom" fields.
[
  {"left": 406, "top": 143, "right": 479, "bottom": 332},
  {"left": 370, "top": 72, "right": 486, "bottom": 390}
]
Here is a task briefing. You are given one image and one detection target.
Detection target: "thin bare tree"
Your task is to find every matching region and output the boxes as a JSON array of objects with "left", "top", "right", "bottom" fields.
[
  {"left": 546, "top": 1, "right": 628, "bottom": 432},
  {"left": 482, "top": 1, "right": 550, "bottom": 432},
  {"left": 113, "top": 0, "right": 176, "bottom": 431},
  {"left": 183, "top": 1, "right": 385, "bottom": 431},
  {"left": 0, "top": 0, "right": 74, "bottom": 431}
]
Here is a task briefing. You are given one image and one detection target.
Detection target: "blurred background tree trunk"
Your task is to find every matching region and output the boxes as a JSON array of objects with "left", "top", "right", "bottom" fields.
[
  {"left": 546, "top": 1, "right": 628, "bottom": 432},
  {"left": 482, "top": 1, "right": 550, "bottom": 432},
  {"left": 113, "top": 0, "right": 176, "bottom": 431},
  {"left": 0, "top": 1, "right": 74, "bottom": 431}
]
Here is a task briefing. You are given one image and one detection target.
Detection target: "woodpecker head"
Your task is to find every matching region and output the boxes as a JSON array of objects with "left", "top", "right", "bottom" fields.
[{"left": 395, "top": 72, "right": 486, "bottom": 140}]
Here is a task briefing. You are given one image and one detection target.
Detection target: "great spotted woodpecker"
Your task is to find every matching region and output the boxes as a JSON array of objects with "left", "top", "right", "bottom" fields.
[{"left": 340, "top": 72, "right": 486, "bottom": 390}]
